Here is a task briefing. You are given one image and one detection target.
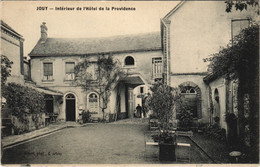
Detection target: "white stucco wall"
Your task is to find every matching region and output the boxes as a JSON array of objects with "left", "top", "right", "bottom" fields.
[
  {"left": 167, "top": 1, "right": 258, "bottom": 73},
  {"left": 30, "top": 49, "right": 161, "bottom": 121},
  {"left": 1, "top": 31, "right": 24, "bottom": 84},
  {"left": 209, "top": 76, "right": 227, "bottom": 130}
]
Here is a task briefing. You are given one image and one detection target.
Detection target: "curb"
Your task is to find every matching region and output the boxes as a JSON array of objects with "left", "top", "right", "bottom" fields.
[
  {"left": 2, "top": 126, "right": 68, "bottom": 149},
  {"left": 189, "top": 136, "right": 217, "bottom": 163}
]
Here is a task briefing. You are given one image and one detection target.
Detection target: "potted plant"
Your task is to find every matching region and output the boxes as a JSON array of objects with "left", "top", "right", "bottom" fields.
[{"left": 147, "top": 82, "right": 181, "bottom": 161}]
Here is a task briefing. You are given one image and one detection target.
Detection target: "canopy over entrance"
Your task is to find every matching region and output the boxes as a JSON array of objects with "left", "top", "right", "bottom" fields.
[
  {"left": 120, "top": 74, "right": 148, "bottom": 88},
  {"left": 30, "top": 86, "right": 63, "bottom": 96}
]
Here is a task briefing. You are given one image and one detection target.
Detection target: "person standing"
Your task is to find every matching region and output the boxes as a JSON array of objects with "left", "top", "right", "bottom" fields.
[{"left": 136, "top": 104, "right": 142, "bottom": 118}]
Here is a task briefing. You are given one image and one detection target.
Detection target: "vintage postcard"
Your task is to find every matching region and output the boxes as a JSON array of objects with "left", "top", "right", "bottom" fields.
[{"left": 1, "top": 1, "right": 259, "bottom": 166}]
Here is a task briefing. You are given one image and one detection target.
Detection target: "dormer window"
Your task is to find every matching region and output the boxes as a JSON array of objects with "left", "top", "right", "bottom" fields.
[{"left": 124, "top": 56, "right": 135, "bottom": 66}]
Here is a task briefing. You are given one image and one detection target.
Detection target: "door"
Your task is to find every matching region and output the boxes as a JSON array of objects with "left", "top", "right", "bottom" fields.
[{"left": 66, "top": 94, "right": 76, "bottom": 121}]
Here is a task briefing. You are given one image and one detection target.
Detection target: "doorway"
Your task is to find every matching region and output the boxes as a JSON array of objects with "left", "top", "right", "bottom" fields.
[{"left": 66, "top": 94, "right": 76, "bottom": 121}]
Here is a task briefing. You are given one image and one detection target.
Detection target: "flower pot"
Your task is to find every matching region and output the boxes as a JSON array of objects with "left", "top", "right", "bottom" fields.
[{"left": 159, "top": 143, "right": 176, "bottom": 161}]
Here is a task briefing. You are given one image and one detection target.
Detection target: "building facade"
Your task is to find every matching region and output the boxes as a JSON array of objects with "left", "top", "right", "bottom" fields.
[
  {"left": 1, "top": 20, "right": 25, "bottom": 85},
  {"left": 161, "top": 1, "right": 258, "bottom": 129},
  {"left": 29, "top": 23, "right": 163, "bottom": 122}
]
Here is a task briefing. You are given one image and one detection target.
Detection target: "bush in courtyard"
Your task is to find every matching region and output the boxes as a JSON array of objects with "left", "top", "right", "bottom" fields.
[
  {"left": 82, "top": 110, "right": 91, "bottom": 123},
  {"left": 3, "top": 83, "right": 45, "bottom": 115}
]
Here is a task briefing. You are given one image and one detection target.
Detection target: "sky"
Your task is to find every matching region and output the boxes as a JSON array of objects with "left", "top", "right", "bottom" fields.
[{"left": 1, "top": 1, "right": 179, "bottom": 57}]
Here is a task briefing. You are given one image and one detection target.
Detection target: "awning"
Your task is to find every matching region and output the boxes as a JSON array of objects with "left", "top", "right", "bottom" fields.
[
  {"left": 120, "top": 74, "right": 148, "bottom": 88},
  {"left": 30, "top": 86, "right": 63, "bottom": 96},
  {"left": 122, "top": 76, "right": 144, "bottom": 85}
]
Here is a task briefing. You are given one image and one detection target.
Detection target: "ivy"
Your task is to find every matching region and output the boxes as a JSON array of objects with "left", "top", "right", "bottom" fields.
[
  {"left": 204, "top": 23, "right": 259, "bottom": 81},
  {"left": 205, "top": 23, "right": 259, "bottom": 159},
  {"left": 1, "top": 55, "right": 13, "bottom": 89},
  {"left": 225, "top": 0, "right": 259, "bottom": 14},
  {"left": 74, "top": 55, "right": 126, "bottom": 110},
  {"left": 3, "top": 83, "right": 46, "bottom": 115}
]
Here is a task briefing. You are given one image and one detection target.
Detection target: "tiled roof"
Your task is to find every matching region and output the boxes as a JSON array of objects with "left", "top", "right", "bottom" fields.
[{"left": 29, "top": 32, "right": 161, "bottom": 57}]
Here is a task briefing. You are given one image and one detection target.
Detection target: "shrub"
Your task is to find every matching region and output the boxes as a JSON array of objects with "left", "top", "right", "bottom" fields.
[
  {"left": 3, "top": 83, "right": 45, "bottom": 115},
  {"left": 147, "top": 82, "right": 181, "bottom": 132},
  {"left": 177, "top": 109, "right": 193, "bottom": 130},
  {"left": 1, "top": 55, "right": 13, "bottom": 89},
  {"left": 82, "top": 110, "right": 91, "bottom": 123}
]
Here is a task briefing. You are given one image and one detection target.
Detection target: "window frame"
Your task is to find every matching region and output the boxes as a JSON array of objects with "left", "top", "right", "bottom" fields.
[
  {"left": 86, "top": 62, "right": 98, "bottom": 81},
  {"left": 87, "top": 92, "right": 99, "bottom": 114},
  {"left": 42, "top": 62, "right": 54, "bottom": 82},
  {"left": 231, "top": 18, "right": 251, "bottom": 44},
  {"left": 152, "top": 57, "right": 163, "bottom": 79},
  {"left": 65, "top": 62, "right": 75, "bottom": 81}
]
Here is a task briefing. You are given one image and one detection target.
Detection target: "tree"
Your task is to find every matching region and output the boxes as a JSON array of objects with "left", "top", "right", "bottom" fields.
[
  {"left": 205, "top": 23, "right": 259, "bottom": 162},
  {"left": 74, "top": 55, "right": 126, "bottom": 118},
  {"left": 147, "top": 82, "right": 182, "bottom": 133},
  {"left": 1, "top": 55, "right": 13, "bottom": 89},
  {"left": 225, "top": 0, "right": 259, "bottom": 14}
]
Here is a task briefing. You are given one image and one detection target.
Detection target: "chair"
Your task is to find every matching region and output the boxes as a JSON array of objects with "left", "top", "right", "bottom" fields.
[{"left": 175, "top": 142, "right": 191, "bottom": 162}]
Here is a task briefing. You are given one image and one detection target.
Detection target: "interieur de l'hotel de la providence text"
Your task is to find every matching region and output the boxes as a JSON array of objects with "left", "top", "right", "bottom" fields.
[{"left": 37, "top": 6, "right": 136, "bottom": 11}]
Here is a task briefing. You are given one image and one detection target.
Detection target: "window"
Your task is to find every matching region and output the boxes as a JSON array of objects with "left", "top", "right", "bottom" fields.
[
  {"left": 125, "top": 56, "right": 135, "bottom": 66},
  {"left": 65, "top": 62, "right": 75, "bottom": 80},
  {"left": 181, "top": 86, "right": 197, "bottom": 94},
  {"left": 86, "top": 63, "right": 98, "bottom": 80},
  {"left": 152, "top": 57, "right": 163, "bottom": 79},
  {"left": 231, "top": 19, "right": 250, "bottom": 41},
  {"left": 43, "top": 62, "right": 53, "bottom": 81},
  {"left": 88, "top": 93, "right": 99, "bottom": 114},
  {"left": 140, "top": 87, "right": 144, "bottom": 94}
]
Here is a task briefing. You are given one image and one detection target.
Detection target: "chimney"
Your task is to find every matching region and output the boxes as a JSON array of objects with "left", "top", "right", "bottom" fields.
[{"left": 40, "top": 22, "right": 48, "bottom": 42}]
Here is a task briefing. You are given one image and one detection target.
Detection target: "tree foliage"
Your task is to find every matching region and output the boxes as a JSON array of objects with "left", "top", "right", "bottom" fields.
[
  {"left": 3, "top": 83, "right": 46, "bottom": 114},
  {"left": 1, "top": 55, "right": 13, "bottom": 88},
  {"left": 147, "top": 82, "right": 182, "bottom": 132},
  {"left": 225, "top": 0, "right": 259, "bottom": 14},
  {"left": 74, "top": 55, "right": 126, "bottom": 109},
  {"left": 205, "top": 23, "right": 259, "bottom": 81}
]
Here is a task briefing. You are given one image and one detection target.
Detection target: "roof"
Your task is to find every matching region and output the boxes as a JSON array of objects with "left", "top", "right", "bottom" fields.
[
  {"left": 163, "top": 1, "right": 186, "bottom": 20},
  {"left": 0, "top": 20, "right": 23, "bottom": 39},
  {"left": 30, "top": 86, "right": 63, "bottom": 96},
  {"left": 203, "top": 70, "right": 225, "bottom": 84},
  {"left": 29, "top": 32, "right": 161, "bottom": 57}
]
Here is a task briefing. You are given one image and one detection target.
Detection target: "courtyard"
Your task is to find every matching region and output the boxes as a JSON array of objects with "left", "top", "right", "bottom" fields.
[{"left": 2, "top": 119, "right": 213, "bottom": 164}]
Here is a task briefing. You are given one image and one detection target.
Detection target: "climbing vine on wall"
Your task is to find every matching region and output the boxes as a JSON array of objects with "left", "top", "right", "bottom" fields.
[
  {"left": 1, "top": 55, "right": 13, "bottom": 89},
  {"left": 204, "top": 23, "right": 259, "bottom": 159},
  {"left": 3, "top": 83, "right": 46, "bottom": 114},
  {"left": 74, "top": 55, "right": 126, "bottom": 110}
]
